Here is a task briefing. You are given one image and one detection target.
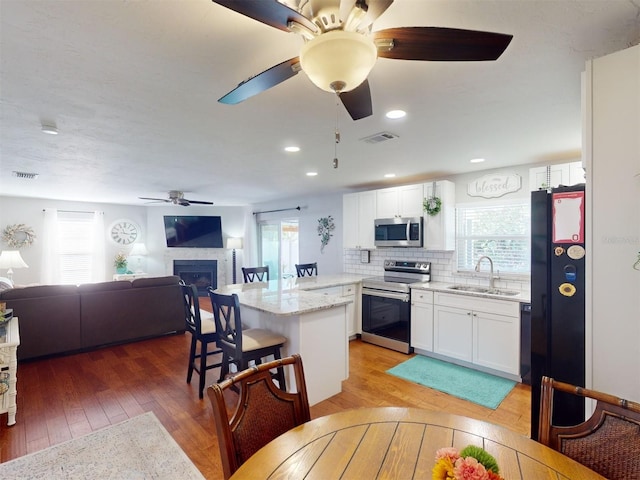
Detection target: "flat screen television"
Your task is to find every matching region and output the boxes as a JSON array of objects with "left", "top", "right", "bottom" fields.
[{"left": 163, "top": 215, "right": 223, "bottom": 248}]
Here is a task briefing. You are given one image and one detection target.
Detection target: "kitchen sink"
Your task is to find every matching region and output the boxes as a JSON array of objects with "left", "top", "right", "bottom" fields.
[{"left": 446, "top": 285, "right": 521, "bottom": 296}]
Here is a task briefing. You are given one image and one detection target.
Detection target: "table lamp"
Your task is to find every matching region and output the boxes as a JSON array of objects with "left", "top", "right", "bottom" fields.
[
  {"left": 0, "top": 250, "right": 29, "bottom": 283},
  {"left": 128, "top": 242, "right": 148, "bottom": 273},
  {"left": 226, "top": 237, "right": 243, "bottom": 284}
]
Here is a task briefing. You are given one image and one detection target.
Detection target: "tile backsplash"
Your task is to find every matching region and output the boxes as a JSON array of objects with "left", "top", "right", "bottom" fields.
[{"left": 344, "top": 248, "right": 530, "bottom": 293}]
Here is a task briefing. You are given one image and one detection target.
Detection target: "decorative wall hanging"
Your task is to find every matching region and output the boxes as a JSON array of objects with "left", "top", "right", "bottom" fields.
[
  {"left": 634, "top": 251, "right": 640, "bottom": 271},
  {"left": 2, "top": 223, "right": 36, "bottom": 248},
  {"left": 467, "top": 173, "right": 521, "bottom": 198},
  {"left": 317, "top": 216, "right": 335, "bottom": 253},
  {"left": 423, "top": 196, "right": 442, "bottom": 216}
]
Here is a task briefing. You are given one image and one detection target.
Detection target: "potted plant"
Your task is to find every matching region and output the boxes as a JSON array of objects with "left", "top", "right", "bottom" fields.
[{"left": 114, "top": 252, "right": 128, "bottom": 274}]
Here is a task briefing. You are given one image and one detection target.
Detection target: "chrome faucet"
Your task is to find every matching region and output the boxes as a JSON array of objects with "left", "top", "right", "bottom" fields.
[{"left": 475, "top": 256, "right": 495, "bottom": 289}]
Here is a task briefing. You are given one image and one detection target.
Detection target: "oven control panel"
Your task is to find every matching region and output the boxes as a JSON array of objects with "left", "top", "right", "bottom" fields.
[{"left": 384, "top": 260, "right": 431, "bottom": 274}]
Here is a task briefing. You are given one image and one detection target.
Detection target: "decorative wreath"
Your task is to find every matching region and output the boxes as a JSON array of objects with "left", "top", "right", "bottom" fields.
[
  {"left": 317, "top": 216, "right": 335, "bottom": 253},
  {"left": 2, "top": 223, "right": 36, "bottom": 248},
  {"left": 423, "top": 196, "right": 442, "bottom": 216}
]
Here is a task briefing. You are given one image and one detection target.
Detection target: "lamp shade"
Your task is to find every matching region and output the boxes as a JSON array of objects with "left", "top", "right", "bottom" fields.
[
  {"left": 0, "top": 250, "right": 28, "bottom": 269},
  {"left": 129, "top": 243, "right": 148, "bottom": 256},
  {"left": 226, "top": 237, "right": 243, "bottom": 250},
  {"left": 300, "top": 30, "right": 377, "bottom": 93}
]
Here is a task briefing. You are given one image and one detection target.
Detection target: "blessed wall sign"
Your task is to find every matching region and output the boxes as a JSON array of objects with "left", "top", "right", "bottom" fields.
[{"left": 467, "top": 173, "right": 522, "bottom": 198}]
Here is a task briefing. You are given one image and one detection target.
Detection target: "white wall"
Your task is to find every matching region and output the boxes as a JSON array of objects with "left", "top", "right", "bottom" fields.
[{"left": 586, "top": 44, "right": 640, "bottom": 401}]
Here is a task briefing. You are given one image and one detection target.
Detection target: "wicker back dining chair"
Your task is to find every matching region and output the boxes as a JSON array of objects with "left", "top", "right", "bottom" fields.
[
  {"left": 208, "top": 354, "right": 311, "bottom": 479},
  {"left": 181, "top": 282, "right": 222, "bottom": 399},
  {"left": 538, "top": 376, "right": 640, "bottom": 478},
  {"left": 295, "top": 262, "right": 317, "bottom": 277},
  {"left": 241, "top": 266, "right": 269, "bottom": 283}
]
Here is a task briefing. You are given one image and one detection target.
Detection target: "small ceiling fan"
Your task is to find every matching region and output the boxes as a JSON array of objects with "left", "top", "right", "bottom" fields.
[
  {"left": 139, "top": 191, "right": 214, "bottom": 206},
  {"left": 213, "top": 0, "right": 513, "bottom": 120}
]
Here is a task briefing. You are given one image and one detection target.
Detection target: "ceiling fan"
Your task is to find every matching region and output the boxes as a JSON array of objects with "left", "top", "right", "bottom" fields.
[
  {"left": 213, "top": 0, "right": 513, "bottom": 120},
  {"left": 139, "top": 191, "right": 214, "bottom": 206}
]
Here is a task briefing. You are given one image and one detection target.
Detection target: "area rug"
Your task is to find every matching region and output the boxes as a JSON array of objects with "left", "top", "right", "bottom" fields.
[
  {"left": 0, "top": 412, "right": 205, "bottom": 479},
  {"left": 386, "top": 355, "right": 516, "bottom": 409}
]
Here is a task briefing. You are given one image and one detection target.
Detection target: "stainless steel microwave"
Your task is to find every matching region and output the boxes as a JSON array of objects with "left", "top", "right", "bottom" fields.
[{"left": 374, "top": 217, "right": 423, "bottom": 247}]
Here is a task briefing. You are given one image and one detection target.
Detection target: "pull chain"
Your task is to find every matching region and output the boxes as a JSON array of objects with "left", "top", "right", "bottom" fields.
[{"left": 333, "top": 94, "right": 340, "bottom": 169}]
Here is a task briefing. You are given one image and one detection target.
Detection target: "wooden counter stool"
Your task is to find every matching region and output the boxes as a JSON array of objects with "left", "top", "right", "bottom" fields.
[
  {"left": 295, "top": 262, "right": 317, "bottom": 277},
  {"left": 241, "top": 266, "right": 269, "bottom": 283}
]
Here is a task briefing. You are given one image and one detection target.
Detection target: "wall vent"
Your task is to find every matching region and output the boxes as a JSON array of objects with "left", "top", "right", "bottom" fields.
[
  {"left": 12, "top": 171, "right": 39, "bottom": 180},
  {"left": 360, "top": 131, "right": 399, "bottom": 144}
]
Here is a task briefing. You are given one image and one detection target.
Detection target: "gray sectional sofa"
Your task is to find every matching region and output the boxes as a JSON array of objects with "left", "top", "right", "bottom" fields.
[{"left": 0, "top": 275, "right": 185, "bottom": 361}]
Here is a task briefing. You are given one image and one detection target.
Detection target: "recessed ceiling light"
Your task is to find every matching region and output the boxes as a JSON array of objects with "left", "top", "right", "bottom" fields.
[
  {"left": 306, "top": 171, "right": 317, "bottom": 176},
  {"left": 385, "top": 110, "right": 406, "bottom": 119},
  {"left": 470, "top": 158, "right": 485, "bottom": 163},
  {"left": 384, "top": 173, "right": 396, "bottom": 178},
  {"left": 285, "top": 146, "right": 300, "bottom": 153},
  {"left": 41, "top": 124, "right": 58, "bottom": 135}
]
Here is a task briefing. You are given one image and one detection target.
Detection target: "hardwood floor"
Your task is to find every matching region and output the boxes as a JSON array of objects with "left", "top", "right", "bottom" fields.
[{"left": 0, "top": 309, "right": 531, "bottom": 479}]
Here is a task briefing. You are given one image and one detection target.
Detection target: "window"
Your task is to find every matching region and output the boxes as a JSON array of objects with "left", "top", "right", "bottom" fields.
[
  {"left": 456, "top": 201, "right": 530, "bottom": 274},
  {"left": 41, "top": 209, "right": 105, "bottom": 285}
]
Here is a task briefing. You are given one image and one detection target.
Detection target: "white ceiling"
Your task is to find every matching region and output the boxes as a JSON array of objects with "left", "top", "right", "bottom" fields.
[{"left": 1, "top": 0, "right": 638, "bottom": 206}]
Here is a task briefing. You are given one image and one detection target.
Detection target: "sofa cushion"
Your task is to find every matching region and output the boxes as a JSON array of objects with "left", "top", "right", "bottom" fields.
[
  {"left": 78, "top": 280, "right": 132, "bottom": 293},
  {"left": 0, "top": 284, "right": 78, "bottom": 300},
  {"left": 132, "top": 275, "right": 181, "bottom": 288}
]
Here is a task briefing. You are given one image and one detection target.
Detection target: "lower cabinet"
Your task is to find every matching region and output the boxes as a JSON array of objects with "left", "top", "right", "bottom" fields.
[
  {"left": 433, "top": 292, "right": 520, "bottom": 376},
  {"left": 411, "top": 290, "right": 434, "bottom": 352},
  {"left": 433, "top": 305, "right": 473, "bottom": 361},
  {"left": 313, "top": 284, "right": 360, "bottom": 339}
]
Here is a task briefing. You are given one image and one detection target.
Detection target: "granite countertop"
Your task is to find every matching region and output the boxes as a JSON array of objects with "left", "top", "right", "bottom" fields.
[
  {"left": 214, "top": 274, "right": 368, "bottom": 316},
  {"left": 410, "top": 281, "right": 531, "bottom": 304}
]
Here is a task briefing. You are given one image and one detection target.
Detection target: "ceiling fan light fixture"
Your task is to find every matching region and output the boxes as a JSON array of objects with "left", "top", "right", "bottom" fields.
[{"left": 300, "top": 30, "right": 377, "bottom": 93}]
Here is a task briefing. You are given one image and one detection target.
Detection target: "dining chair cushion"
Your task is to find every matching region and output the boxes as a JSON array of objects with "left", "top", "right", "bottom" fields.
[
  {"left": 237, "top": 328, "right": 287, "bottom": 352},
  {"left": 200, "top": 314, "right": 216, "bottom": 335}
]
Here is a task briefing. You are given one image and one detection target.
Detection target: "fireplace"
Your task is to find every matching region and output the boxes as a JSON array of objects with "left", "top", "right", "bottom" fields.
[{"left": 173, "top": 260, "right": 217, "bottom": 296}]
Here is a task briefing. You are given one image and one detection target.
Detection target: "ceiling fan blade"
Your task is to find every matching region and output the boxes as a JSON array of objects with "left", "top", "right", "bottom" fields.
[
  {"left": 211, "top": 0, "right": 317, "bottom": 34},
  {"left": 357, "top": 0, "right": 394, "bottom": 31},
  {"left": 139, "top": 197, "right": 170, "bottom": 202},
  {"left": 339, "top": 79, "right": 372, "bottom": 120},
  {"left": 373, "top": 27, "right": 513, "bottom": 61},
  {"left": 184, "top": 200, "right": 214, "bottom": 205},
  {"left": 218, "top": 57, "right": 301, "bottom": 104}
]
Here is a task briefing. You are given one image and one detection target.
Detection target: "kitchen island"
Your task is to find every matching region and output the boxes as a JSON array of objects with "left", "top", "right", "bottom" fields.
[{"left": 214, "top": 274, "right": 365, "bottom": 405}]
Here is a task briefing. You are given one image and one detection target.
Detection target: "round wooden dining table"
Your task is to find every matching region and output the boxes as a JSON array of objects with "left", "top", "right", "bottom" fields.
[{"left": 230, "top": 407, "right": 605, "bottom": 479}]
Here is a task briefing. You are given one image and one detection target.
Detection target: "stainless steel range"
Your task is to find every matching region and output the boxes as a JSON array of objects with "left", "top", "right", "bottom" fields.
[{"left": 361, "top": 259, "right": 431, "bottom": 354}]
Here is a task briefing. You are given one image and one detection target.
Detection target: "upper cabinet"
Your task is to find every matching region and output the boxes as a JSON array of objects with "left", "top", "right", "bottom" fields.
[
  {"left": 423, "top": 180, "right": 455, "bottom": 251},
  {"left": 343, "top": 191, "right": 377, "bottom": 249},
  {"left": 375, "top": 185, "right": 424, "bottom": 218},
  {"left": 529, "top": 161, "right": 585, "bottom": 191}
]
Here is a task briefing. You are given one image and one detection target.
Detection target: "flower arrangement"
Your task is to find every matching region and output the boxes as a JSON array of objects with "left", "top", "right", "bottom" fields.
[
  {"left": 113, "top": 252, "right": 128, "bottom": 270},
  {"left": 433, "top": 445, "right": 504, "bottom": 480}
]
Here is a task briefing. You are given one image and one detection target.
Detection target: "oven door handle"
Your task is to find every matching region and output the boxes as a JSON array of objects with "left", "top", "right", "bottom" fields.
[{"left": 362, "top": 288, "right": 410, "bottom": 302}]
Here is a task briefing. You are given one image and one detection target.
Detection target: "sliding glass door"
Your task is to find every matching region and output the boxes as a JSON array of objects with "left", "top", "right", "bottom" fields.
[{"left": 259, "top": 219, "right": 299, "bottom": 279}]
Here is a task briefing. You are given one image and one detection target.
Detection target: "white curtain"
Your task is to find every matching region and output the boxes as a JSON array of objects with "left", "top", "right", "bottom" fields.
[
  {"left": 40, "top": 208, "right": 59, "bottom": 285},
  {"left": 91, "top": 211, "right": 105, "bottom": 282}
]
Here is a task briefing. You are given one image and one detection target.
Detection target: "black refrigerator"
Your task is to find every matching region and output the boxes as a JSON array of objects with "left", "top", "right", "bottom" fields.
[{"left": 530, "top": 184, "right": 586, "bottom": 440}]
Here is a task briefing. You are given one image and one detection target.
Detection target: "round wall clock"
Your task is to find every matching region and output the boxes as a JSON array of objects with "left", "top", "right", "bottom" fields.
[{"left": 108, "top": 219, "right": 140, "bottom": 245}]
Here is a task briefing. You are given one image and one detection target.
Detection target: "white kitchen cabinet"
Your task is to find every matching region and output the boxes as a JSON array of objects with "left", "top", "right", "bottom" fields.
[
  {"left": 423, "top": 180, "right": 455, "bottom": 251},
  {"left": 433, "top": 292, "right": 520, "bottom": 375},
  {"left": 473, "top": 310, "right": 520, "bottom": 375},
  {"left": 529, "top": 161, "right": 584, "bottom": 191},
  {"left": 312, "top": 284, "right": 360, "bottom": 340},
  {"left": 433, "top": 304, "right": 473, "bottom": 361},
  {"left": 375, "top": 184, "right": 423, "bottom": 218},
  {"left": 411, "top": 290, "right": 434, "bottom": 352},
  {"left": 343, "top": 191, "right": 377, "bottom": 249}
]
